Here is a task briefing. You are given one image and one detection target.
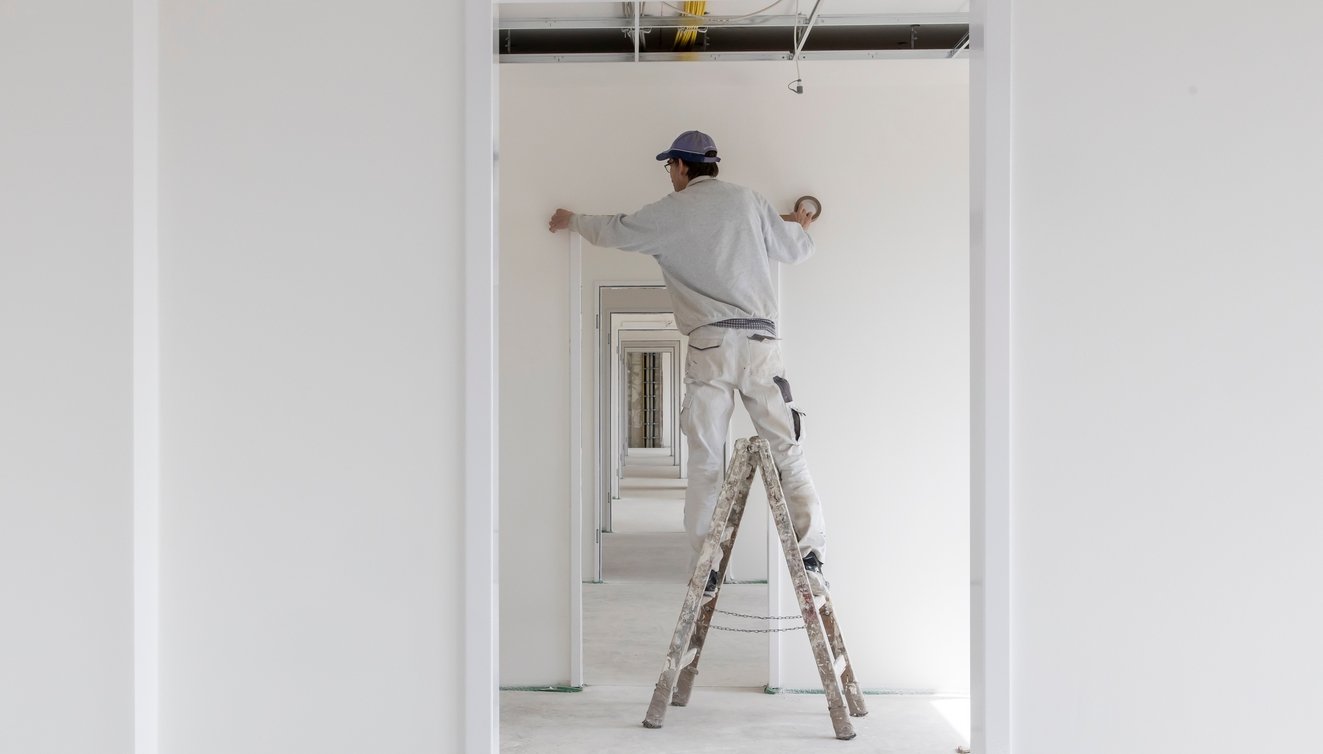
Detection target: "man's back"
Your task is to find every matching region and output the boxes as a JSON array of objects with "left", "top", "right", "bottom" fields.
[{"left": 571, "top": 176, "right": 814, "bottom": 334}]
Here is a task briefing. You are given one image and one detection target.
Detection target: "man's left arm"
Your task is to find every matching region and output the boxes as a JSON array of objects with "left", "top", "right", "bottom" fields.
[
  {"left": 763, "top": 199, "right": 815, "bottom": 264},
  {"left": 780, "top": 207, "right": 815, "bottom": 229}
]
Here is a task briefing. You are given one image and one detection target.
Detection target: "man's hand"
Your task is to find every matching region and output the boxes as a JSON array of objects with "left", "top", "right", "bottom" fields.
[
  {"left": 548, "top": 208, "right": 574, "bottom": 233},
  {"left": 791, "top": 205, "right": 815, "bottom": 230},
  {"left": 780, "top": 206, "right": 816, "bottom": 231}
]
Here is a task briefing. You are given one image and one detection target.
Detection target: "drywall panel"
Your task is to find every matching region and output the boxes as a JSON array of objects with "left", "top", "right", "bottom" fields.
[
  {"left": 500, "top": 60, "right": 970, "bottom": 692},
  {"left": 0, "top": 3, "right": 135, "bottom": 751},
  {"left": 768, "top": 63, "right": 970, "bottom": 693},
  {"left": 158, "top": 3, "right": 465, "bottom": 751},
  {"left": 1007, "top": 1, "right": 1323, "bottom": 751}
]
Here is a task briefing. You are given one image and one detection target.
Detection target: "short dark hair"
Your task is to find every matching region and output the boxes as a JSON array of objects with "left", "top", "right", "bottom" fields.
[{"left": 681, "top": 150, "right": 720, "bottom": 179}]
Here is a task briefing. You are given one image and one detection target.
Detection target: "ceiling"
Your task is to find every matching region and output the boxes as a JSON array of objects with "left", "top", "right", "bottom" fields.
[{"left": 496, "top": 1, "right": 970, "bottom": 63}]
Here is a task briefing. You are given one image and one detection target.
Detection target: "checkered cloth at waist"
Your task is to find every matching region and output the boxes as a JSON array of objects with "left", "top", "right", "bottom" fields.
[{"left": 708, "top": 318, "right": 777, "bottom": 336}]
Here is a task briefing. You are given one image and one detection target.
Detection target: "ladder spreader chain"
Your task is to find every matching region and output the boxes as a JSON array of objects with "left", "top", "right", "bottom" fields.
[
  {"left": 715, "top": 608, "right": 803, "bottom": 621},
  {"left": 709, "top": 608, "right": 807, "bottom": 633},
  {"left": 707, "top": 622, "right": 806, "bottom": 634}
]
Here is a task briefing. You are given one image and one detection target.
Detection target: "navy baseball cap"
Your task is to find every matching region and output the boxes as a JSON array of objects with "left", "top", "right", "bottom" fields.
[{"left": 655, "top": 130, "right": 721, "bottom": 163}]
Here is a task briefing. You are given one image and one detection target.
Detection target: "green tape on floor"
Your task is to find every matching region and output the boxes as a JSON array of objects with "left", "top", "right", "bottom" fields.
[{"left": 501, "top": 685, "right": 584, "bottom": 693}]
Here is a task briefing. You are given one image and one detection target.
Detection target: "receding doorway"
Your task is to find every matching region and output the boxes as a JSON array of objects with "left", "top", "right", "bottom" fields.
[{"left": 582, "top": 284, "right": 769, "bottom": 689}]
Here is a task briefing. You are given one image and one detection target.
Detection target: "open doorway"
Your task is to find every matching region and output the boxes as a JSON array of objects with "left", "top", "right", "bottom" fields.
[
  {"left": 600, "top": 303, "right": 687, "bottom": 585},
  {"left": 494, "top": 5, "right": 974, "bottom": 749},
  {"left": 593, "top": 286, "right": 676, "bottom": 561},
  {"left": 581, "top": 285, "right": 771, "bottom": 689}
]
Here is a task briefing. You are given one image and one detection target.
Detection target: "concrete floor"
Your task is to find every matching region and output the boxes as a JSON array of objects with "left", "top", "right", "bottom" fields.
[
  {"left": 502, "top": 468, "right": 970, "bottom": 752},
  {"left": 585, "top": 582, "right": 766, "bottom": 687},
  {"left": 502, "top": 687, "right": 970, "bottom": 753}
]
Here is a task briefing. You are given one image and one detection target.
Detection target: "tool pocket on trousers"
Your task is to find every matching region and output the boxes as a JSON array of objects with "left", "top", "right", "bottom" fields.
[
  {"left": 687, "top": 332, "right": 724, "bottom": 351},
  {"left": 685, "top": 332, "right": 724, "bottom": 382},
  {"left": 773, "top": 376, "right": 806, "bottom": 443},
  {"left": 791, "top": 408, "right": 805, "bottom": 442}
]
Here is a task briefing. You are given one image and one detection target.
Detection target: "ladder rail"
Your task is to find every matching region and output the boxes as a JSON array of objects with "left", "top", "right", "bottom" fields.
[
  {"left": 751, "top": 438, "right": 858, "bottom": 740},
  {"left": 820, "top": 597, "right": 867, "bottom": 717},
  {"left": 642, "top": 439, "right": 758, "bottom": 728},
  {"left": 671, "top": 482, "right": 748, "bottom": 707}
]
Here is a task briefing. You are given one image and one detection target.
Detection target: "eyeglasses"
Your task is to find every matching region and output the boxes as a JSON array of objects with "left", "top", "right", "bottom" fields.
[{"left": 663, "top": 159, "right": 676, "bottom": 173}]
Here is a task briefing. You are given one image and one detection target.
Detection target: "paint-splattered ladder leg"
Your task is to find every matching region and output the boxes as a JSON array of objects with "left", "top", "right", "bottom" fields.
[
  {"left": 672, "top": 457, "right": 751, "bottom": 707},
  {"left": 819, "top": 594, "right": 867, "bottom": 717},
  {"left": 642, "top": 439, "right": 758, "bottom": 729},
  {"left": 752, "top": 437, "right": 856, "bottom": 742}
]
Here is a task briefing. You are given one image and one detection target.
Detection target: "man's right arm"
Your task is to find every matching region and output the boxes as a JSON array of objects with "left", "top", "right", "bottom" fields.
[{"left": 569, "top": 197, "right": 670, "bottom": 256}]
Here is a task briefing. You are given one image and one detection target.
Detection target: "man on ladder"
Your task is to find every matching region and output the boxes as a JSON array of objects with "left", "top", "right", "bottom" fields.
[{"left": 548, "top": 129, "right": 829, "bottom": 595}]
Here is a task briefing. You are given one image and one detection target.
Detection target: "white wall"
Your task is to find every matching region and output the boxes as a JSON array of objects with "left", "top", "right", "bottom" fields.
[
  {"left": 1007, "top": 1, "right": 1323, "bottom": 752},
  {"left": 500, "top": 60, "right": 969, "bottom": 691},
  {"left": 158, "top": 2, "right": 466, "bottom": 751},
  {"left": 0, "top": 3, "right": 135, "bottom": 752}
]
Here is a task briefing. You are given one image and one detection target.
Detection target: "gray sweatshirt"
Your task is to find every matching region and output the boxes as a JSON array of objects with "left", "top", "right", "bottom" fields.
[{"left": 570, "top": 176, "right": 814, "bottom": 335}]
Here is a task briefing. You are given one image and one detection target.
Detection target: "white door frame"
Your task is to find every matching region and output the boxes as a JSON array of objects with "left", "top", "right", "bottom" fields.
[
  {"left": 468, "top": 1, "right": 1014, "bottom": 752},
  {"left": 462, "top": 0, "right": 498, "bottom": 751},
  {"left": 567, "top": 235, "right": 584, "bottom": 687},
  {"left": 969, "top": 0, "right": 1012, "bottom": 751}
]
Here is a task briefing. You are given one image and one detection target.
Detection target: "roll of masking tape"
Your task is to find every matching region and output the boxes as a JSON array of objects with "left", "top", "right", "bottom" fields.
[{"left": 794, "top": 195, "right": 822, "bottom": 220}]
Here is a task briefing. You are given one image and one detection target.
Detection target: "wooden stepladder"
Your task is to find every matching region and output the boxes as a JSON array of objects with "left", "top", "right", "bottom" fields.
[{"left": 642, "top": 436, "right": 867, "bottom": 740}]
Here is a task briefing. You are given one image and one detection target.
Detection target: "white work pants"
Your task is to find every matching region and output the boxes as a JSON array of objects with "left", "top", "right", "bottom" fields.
[{"left": 679, "top": 325, "right": 827, "bottom": 568}]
